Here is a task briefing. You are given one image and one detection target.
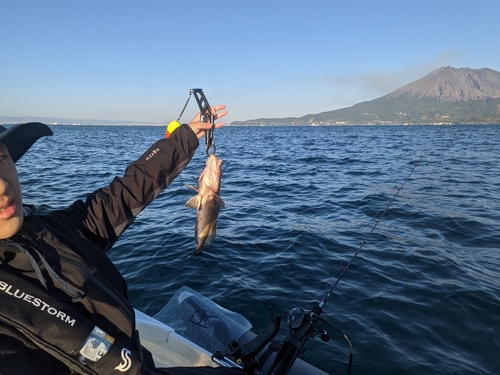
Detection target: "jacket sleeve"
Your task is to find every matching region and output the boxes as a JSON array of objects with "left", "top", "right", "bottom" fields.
[{"left": 79, "top": 124, "right": 199, "bottom": 251}]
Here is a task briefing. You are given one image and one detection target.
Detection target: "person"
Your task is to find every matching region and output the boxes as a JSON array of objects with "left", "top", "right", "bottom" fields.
[{"left": 0, "top": 109, "right": 246, "bottom": 375}]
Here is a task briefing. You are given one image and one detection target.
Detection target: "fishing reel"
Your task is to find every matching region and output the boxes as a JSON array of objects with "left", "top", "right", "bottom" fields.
[
  {"left": 260, "top": 304, "right": 327, "bottom": 375},
  {"left": 288, "top": 306, "right": 330, "bottom": 343},
  {"left": 213, "top": 304, "right": 352, "bottom": 375}
]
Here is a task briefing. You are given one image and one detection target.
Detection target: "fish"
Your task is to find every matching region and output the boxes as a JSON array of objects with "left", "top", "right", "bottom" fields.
[{"left": 185, "top": 154, "right": 225, "bottom": 256}]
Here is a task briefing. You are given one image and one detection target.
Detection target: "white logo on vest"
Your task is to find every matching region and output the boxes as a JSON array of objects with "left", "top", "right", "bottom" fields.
[{"left": 115, "top": 348, "right": 132, "bottom": 372}]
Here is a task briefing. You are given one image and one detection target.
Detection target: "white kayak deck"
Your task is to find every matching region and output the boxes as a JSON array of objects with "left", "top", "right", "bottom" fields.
[
  {"left": 135, "top": 307, "right": 329, "bottom": 374},
  {"left": 136, "top": 308, "right": 218, "bottom": 368}
]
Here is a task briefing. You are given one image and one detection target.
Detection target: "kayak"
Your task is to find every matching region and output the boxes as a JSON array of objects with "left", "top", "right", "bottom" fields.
[{"left": 135, "top": 286, "right": 329, "bottom": 374}]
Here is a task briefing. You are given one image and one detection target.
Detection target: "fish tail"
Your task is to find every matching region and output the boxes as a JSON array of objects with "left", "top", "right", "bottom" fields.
[{"left": 193, "top": 243, "right": 204, "bottom": 256}]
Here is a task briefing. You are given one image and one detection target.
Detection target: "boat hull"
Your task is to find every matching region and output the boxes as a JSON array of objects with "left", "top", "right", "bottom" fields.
[{"left": 135, "top": 309, "right": 328, "bottom": 374}]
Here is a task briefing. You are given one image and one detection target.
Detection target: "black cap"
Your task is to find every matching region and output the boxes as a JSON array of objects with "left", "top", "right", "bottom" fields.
[{"left": 0, "top": 122, "right": 53, "bottom": 163}]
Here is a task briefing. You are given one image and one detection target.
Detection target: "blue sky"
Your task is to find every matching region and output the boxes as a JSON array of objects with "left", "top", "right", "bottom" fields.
[{"left": 1, "top": 0, "right": 499, "bottom": 124}]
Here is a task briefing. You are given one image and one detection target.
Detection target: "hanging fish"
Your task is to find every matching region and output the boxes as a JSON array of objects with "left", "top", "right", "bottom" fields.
[{"left": 185, "top": 154, "right": 225, "bottom": 256}]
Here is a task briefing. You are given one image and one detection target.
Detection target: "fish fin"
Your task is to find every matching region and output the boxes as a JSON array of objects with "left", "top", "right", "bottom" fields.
[
  {"left": 187, "top": 248, "right": 203, "bottom": 259},
  {"left": 190, "top": 226, "right": 205, "bottom": 257},
  {"left": 185, "top": 184, "right": 199, "bottom": 192},
  {"left": 205, "top": 222, "right": 217, "bottom": 246},
  {"left": 214, "top": 194, "right": 225, "bottom": 208},
  {"left": 185, "top": 195, "right": 201, "bottom": 209}
]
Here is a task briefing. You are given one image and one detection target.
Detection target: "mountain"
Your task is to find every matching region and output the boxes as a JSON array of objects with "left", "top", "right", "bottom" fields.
[{"left": 232, "top": 67, "right": 500, "bottom": 125}]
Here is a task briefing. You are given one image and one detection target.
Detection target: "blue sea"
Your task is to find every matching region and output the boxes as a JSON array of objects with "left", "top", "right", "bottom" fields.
[{"left": 16, "top": 124, "right": 500, "bottom": 375}]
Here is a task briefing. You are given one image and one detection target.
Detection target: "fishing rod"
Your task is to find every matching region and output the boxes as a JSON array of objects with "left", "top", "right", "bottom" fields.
[
  {"left": 260, "top": 157, "right": 423, "bottom": 375},
  {"left": 319, "top": 155, "right": 423, "bottom": 308},
  {"left": 214, "top": 157, "right": 422, "bottom": 375}
]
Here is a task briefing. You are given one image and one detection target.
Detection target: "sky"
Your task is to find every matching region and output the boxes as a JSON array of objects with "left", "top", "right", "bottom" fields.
[{"left": 1, "top": 0, "right": 499, "bottom": 124}]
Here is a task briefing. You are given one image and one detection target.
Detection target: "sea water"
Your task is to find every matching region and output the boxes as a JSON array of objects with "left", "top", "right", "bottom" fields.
[{"left": 17, "top": 124, "right": 500, "bottom": 375}]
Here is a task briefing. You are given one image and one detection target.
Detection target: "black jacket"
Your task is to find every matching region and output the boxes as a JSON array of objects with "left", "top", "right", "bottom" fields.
[{"left": 0, "top": 125, "right": 199, "bottom": 374}]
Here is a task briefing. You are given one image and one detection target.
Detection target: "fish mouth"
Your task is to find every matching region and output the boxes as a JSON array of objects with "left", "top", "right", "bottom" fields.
[{"left": 209, "top": 156, "right": 223, "bottom": 170}]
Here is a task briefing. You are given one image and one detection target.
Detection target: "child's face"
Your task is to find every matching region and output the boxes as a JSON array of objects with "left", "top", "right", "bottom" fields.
[{"left": 0, "top": 143, "right": 23, "bottom": 239}]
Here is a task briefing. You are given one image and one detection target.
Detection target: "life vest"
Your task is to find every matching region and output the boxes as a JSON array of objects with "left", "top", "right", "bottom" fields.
[{"left": 0, "top": 238, "right": 155, "bottom": 375}]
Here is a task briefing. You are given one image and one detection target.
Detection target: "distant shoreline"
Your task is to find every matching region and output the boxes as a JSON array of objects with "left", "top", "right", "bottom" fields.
[
  {"left": 4, "top": 120, "right": 498, "bottom": 127},
  {"left": 226, "top": 122, "right": 500, "bottom": 126},
  {"left": 0, "top": 122, "right": 166, "bottom": 127},
  {"left": 5, "top": 123, "right": 498, "bottom": 127}
]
